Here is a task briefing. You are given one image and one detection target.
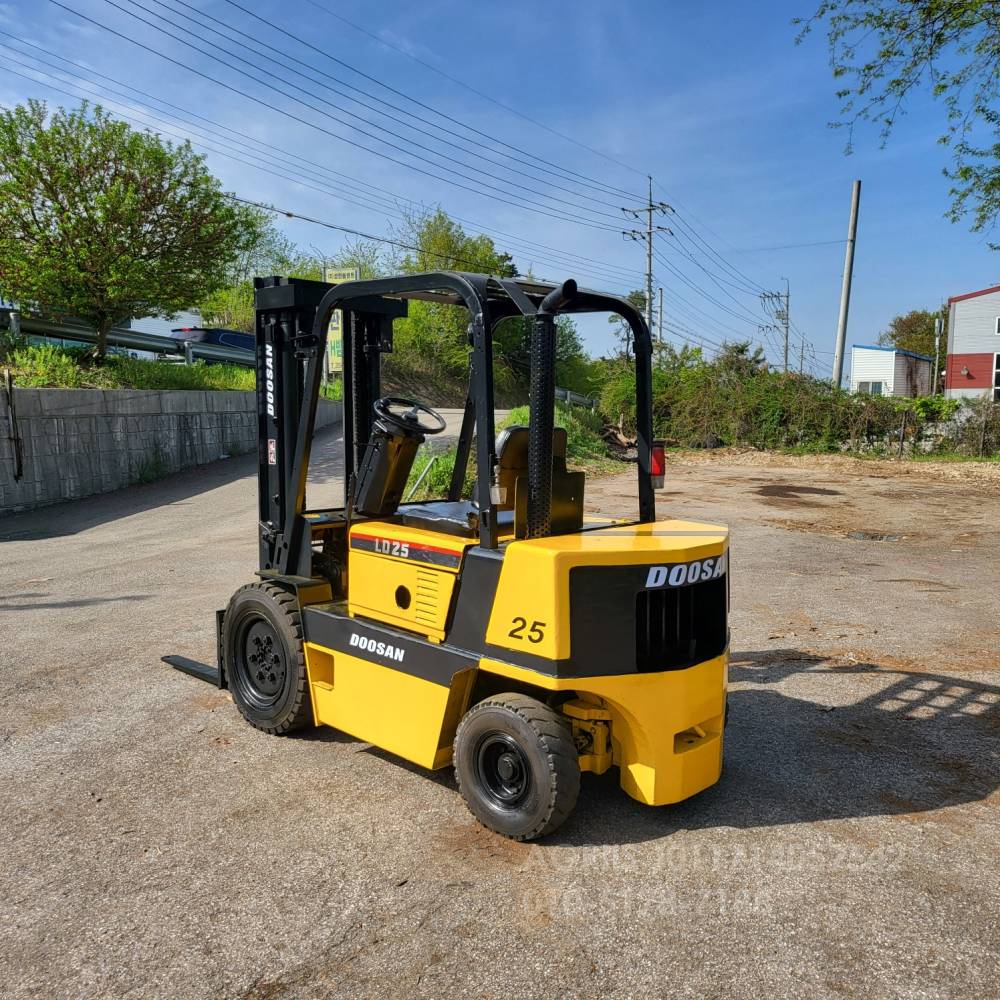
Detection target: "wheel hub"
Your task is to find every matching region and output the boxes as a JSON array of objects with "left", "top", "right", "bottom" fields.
[
  {"left": 475, "top": 734, "right": 531, "bottom": 807},
  {"left": 241, "top": 620, "right": 286, "bottom": 700}
]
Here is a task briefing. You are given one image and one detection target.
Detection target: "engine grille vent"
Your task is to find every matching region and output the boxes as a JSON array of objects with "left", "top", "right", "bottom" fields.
[{"left": 635, "top": 576, "right": 727, "bottom": 672}]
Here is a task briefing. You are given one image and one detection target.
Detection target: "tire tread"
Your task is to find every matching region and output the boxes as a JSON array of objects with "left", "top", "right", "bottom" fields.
[
  {"left": 454, "top": 692, "right": 580, "bottom": 841},
  {"left": 223, "top": 582, "right": 312, "bottom": 736}
]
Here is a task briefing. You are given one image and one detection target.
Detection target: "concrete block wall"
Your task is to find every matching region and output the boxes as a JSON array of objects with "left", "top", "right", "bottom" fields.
[{"left": 0, "top": 389, "right": 342, "bottom": 514}]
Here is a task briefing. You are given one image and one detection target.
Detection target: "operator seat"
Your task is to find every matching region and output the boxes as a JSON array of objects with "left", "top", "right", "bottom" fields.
[
  {"left": 394, "top": 425, "right": 581, "bottom": 539},
  {"left": 493, "top": 425, "right": 568, "bottom": 510}
]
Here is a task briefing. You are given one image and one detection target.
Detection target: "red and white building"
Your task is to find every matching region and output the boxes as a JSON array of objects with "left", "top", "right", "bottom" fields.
[{"left": 945, "top": 285, "right": 1000, "bottom": 401}]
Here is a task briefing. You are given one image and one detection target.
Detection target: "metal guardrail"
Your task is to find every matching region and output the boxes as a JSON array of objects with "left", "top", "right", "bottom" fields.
[
  {"left": 2, "top": 311, "right": 255, "bottom": 367},
  {"left": 555, "top": 386, "right": 596, "bottom": 409}
]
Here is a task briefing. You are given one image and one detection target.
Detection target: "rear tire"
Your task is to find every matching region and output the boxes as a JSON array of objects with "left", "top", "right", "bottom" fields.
[
  {"left": 454, "top": 693, "right": 580, "bottom": 841},
  {"left": 222, "top": 582, "right": 312, "bottom": 735}
]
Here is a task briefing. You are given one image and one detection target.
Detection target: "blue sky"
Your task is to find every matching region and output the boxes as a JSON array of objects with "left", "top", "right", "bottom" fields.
[{"left": 1, "top": 0, "right": 996, "bottom": 375}]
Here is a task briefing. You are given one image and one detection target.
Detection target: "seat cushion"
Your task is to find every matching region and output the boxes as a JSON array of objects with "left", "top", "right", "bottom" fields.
[
  {"left": 394, "top": 501, "right": 514, "bottom": 538},
  {"left": 395, "top": 501, "right": 479, "bottom": 537}
]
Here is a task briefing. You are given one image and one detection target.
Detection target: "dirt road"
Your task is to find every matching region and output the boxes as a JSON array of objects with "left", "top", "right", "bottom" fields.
[{"left": 1, "top": 439, "right": 997, "bottom": 999}]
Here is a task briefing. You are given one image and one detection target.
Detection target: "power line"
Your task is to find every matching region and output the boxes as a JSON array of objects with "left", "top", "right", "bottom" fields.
[
  {"left": 651, "top": 255, "right": 773, "bottom": 360},
  {"left": 143, "top": 0, "right": 629, "bottom": 213},
  {"left": 0, "top": 63, "right": 636, "bottom": 292},
  {"left": 3, "top": 27, "right": 645, "bottom": 283},
  {"left": 652, "top": 245, "right": 771, "bottom": 332},
  {"left": 731, "top": 239, "right": 847, "bottom": 253},
  {"left": 665, "top": 211, "right": 766, "bottom": 296},
  {"left": 654, "top": 272, "right": 767, "bottom": 345},
  {"left": 300, "top": 0, "right": 647, "bottom": 186},
  {"left": 653, "top": 180, "right": 772, "bottom": 294},
  {"left": 655, "top": 233, "right": 774, "bottom": 327},
  {"left": 658, "top": 228, "right": 766, "bottom": 301},
  {"left": 101, "top": 0, "right": 625, "bottom": 227},
  {"left": 52, "top": 1, "right": 625, "bottom": 234}
]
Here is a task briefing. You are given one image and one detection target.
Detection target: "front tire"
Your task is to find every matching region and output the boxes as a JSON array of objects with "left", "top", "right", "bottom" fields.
[
  {"left": 454, "top": 693, "right": 580, "bottom": 841},
  {"left": 222, "top": 582, "right": 312, "bottom": 735}
]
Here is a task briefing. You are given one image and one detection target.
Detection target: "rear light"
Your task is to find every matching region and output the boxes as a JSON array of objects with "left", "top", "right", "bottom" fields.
[{"left": 650, "top": 439, "right": 666, "bottom": 489}]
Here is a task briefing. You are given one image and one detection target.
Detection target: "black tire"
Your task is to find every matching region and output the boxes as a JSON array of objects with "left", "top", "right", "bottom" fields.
[
  {"left": 222, "top": 582, "right": 313, "bottom": 735},
  {"left": 454, "top": 693, "right": 580, "bottom": 841}
]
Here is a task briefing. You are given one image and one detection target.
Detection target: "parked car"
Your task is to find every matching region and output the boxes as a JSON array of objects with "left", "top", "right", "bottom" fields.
[{"left": 169, "top": 326, "right": 254, "bottom": 353}]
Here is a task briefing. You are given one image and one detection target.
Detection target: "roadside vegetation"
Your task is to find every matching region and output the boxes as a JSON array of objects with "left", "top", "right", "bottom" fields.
[
  {"left": 598, "top": 342, "right": 998, "bottom": 458},
  {"left": 6, "top": 342, "right": 256, "bottom": 391},
  {"left": 4, "top": 340, "right": 344, "bottom": 399}
]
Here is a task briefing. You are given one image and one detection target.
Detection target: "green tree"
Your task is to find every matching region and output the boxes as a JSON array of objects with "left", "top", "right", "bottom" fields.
[
  {"left": 199, "top": 207, "right": 312, "bottom": 331},
  {"left": 716, "top": 341, "right": 768, "bottom": 378},
  {"left": 198, "top": 224, "right": 385, "bottom": 333},
  {"left": 326, "top": 238, "right": 385, "bottom": 282},
  {"left": 493, "top": 313, "right": 594, "bottom": 393},
  {"left": 877, "top": 305, "right": 948, "bottom": 375},
  {"left": 392, "top": 208, "right": 518, "bottom": 376},
  {"left": 797, "top": 2, "right": 1000, "bottom": 237},
  {"left": 0, "top": 100, "right": 262, "bottom": 357}
]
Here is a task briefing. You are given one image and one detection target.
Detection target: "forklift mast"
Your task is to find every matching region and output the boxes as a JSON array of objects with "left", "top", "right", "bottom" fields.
[{"left": 252, "top": 276, "right": 405, "bottom": 577}]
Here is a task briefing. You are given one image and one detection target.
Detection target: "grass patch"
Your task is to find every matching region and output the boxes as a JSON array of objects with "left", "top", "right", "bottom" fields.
[
  {"left": 8, "top": 343, "right": 255, "bottom": 391},
  {"left": 320, "top": 378, "right": 343, "bottom": 401},
  {"left": 405, "top": 447, "right": 474, "bottom": 501},
  {"left": 899, "top": 451, "right": 999, "bottom": 464}
]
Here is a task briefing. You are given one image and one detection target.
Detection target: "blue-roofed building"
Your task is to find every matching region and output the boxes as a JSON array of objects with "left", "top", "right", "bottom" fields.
[{"left": 849, "top": 345, "right": 933, "bottom": 398}]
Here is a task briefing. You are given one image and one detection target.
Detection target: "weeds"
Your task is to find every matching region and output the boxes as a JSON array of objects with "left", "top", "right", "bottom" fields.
[
  {"left": 9, "top": 344, "right": 255, "bottom": 391},
  {"left": 133, "top": 447, "right": 170, "bottom": 484}
]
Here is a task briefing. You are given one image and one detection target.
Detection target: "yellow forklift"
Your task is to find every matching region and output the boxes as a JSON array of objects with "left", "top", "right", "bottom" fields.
[{"left": 166, "top": 272, "right": 729, "bottom": 840}]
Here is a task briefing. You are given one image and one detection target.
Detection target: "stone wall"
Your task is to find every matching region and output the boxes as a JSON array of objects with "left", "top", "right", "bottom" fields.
[{"left": 0, "top": 389, "right": 342, "bottom": 514}]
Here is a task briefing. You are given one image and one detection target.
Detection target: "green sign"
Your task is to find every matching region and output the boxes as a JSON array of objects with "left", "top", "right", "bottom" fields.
[{"left": 323, "top": 266, "right": 360, "bottom": 374}]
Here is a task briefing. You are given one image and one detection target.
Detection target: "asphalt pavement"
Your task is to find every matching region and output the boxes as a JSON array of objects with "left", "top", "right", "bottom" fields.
[{"left": 1, "top": 430, "right": 997, "bottom": 999}]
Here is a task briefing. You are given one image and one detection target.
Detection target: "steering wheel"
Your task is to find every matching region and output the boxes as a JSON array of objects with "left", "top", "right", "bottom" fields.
[{"left": 373, "top": 396, "right": 447, "bottom": 436}]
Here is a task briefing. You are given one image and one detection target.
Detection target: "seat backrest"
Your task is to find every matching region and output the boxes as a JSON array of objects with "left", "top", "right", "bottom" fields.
[{"left": 494, "top": 425, "right": 567, "bottom": 509}]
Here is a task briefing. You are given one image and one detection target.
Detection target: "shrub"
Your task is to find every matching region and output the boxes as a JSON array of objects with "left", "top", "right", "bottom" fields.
[{"left": 595, "top": 349, "right": 994, "bottom": 455}]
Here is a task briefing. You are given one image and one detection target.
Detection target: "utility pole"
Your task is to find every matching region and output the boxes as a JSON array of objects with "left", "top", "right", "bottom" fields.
[
  {"left": 658, "top": 286, "right": 664, "bottom": 343},
  {"left": 933, "top": 316, "right": 942, "bottom": 394},
  {"left": 623, "top": 176, "right": 671, "bottom": 332},
  {"left": 780, "top": 277, "right": 790, "bottom": 373},
  {"left": 832, "top": 179, "right": 861, "bottom": 388},
  {"left": 799, "top": 339, "right": 805, "bottom": 375},
  {"left": 759, "top": 278, "right": 790, "bottom": 372}
]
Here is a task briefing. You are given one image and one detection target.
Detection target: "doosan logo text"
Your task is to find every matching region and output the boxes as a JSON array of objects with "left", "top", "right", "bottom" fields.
[
  {"left": 264, "top": 343, "right": 276, "bottom": 419},
  {"left": 645, "top": 554, "right": 727, "bottom": 589},
  {"left": 349, "top": 632, "right": 406, "bottom": 662}
]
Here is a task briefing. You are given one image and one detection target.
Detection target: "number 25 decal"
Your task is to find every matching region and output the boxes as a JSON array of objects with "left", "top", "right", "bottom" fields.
[{"left": 508, "top": 617, "right": 546, "bottom": 644}]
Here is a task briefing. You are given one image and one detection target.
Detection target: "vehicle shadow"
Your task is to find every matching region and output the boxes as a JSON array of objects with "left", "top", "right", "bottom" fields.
[{"left": 555, "top": 648, "right": 999, "bottom": 847}]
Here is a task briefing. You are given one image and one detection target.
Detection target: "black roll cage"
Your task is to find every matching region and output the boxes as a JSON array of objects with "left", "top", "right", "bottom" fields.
[{"left": 253, "top": 271, "right": 655, "bottom": 576}]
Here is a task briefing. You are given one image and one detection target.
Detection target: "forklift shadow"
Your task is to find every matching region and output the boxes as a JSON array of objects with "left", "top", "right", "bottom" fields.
[
  {"left": 556, "top": 650, "right": 999, "bottom": 847},
  {"left": 294, "top": 730, "right": 461, "bottom": 791}
]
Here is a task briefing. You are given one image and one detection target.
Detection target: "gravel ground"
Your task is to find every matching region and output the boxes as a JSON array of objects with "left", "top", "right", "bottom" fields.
[{"left": 1, "top": 433, "right": 997, "bottom": 999}]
